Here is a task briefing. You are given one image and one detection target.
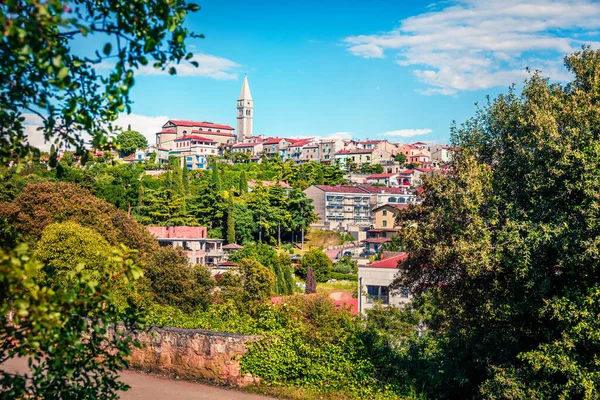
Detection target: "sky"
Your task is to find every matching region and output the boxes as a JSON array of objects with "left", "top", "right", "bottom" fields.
[{"left": 26, "top": 0, "right": 600, "bottom": 148}]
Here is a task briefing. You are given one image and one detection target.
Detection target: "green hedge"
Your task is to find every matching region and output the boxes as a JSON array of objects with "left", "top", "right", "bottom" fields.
[{"left": 329, "top": 272, "right": 358, "bottom": 281}]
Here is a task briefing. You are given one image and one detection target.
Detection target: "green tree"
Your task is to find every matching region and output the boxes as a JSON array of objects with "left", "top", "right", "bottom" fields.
[
  {"left": 211, "top": 162, "right": 222, "bottom": 191},
  {"left": 394, "top": 153, "right": 407, "bottom": 164},
  {"left": 226, "top": 195, "right": 235, "bottom": 244},
  {"left": 182, "top": 164, "right": 190, "bottom": 194},
  {"left": 116, "top": 128, "right": 148, "bottom": 156},
  {"left": 143, "top": 246, "right": 214, "bottom": 313},
  {"left": 233, "top": 202, "right": 256, "bottom": 244},
  {"left": 0, "top": 0, "right": 200, "bottom": 164},
  {"left": 238, "top": 258, "right": 274, "bottom": 303},
  {"left": 315, "top": 168, "right": 325, "bottom": 185},
  {"left": 239, "top": 170, "right": 248, "bottom": 193},
  {"left": 394, "top": 47, "right": 600, "bottom": 398},
  {"left": 288, "top": 189, "right": 317, "bottom": 248},
  {"left": 299, "top": 249, "right": 331, "bottom": 283},
  {"left": 0, "top": 244, "right": 144, "bottom": 398}
]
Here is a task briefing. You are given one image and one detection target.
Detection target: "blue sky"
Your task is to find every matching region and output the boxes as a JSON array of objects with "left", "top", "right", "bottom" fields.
[{"left": 29, "top": 0, "right": 600, "bottom": 148}]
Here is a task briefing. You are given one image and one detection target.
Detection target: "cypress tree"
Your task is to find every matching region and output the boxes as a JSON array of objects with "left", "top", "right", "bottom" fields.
[
  {"left": 164, "top": 170, "right": 172, "bottom": 190},
  {"left": 171, "top": 165, "right": 184, "bottom": 194},
  {"left": 182, "top": 164, "right": 190, "bottom": 194},
  {"left": 211, "top": 162, "right": 221, "bottom": 191},
  {"left": 315, "top": 168, "right": 325, "bottom": 185},
  {"left": 283, "top": 264, "right": 295, "bottom": 295},
  {"left": 226, "top": 195, "right": 235, "bottom": 244},
  {"left": 239, "top": 170, "right": 248, "bottom": 194},
  {"left": 305, "top": 267, "right": 317, "bottom": 294}
]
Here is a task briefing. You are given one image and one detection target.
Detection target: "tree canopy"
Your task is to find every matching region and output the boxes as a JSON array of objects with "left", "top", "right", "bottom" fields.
[
  {"left": 116, "top": 128, "right": 148, "bottom": 156},
  {"left": 393, "top": 47, "right": 600, "bottom": 398}
]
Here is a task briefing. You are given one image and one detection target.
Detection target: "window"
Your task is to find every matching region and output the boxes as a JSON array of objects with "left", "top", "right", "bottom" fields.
[
  {"left": 400, "top": 287, "right": 410, "bottom": 298},
  {"left": 382, "top": 220, "right": 387, "bottom": 227},
  {"left": 366, "top": 285, "right": 389, "bottom": 304},
  {"left": 382, "top": 210, "right": 387, "bottom": 216},
  {"left": 389, "top": 197, "right": 396, "bottom": 203}
]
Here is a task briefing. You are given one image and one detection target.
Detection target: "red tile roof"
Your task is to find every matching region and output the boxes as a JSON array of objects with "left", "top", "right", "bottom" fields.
[
  {"left": 335, "top": 149, "right": 373, "bottom": 155},
  {"left": 156, "top": 129, "right": 176, "bottom": 134},
  {"left": 359, "top": 185, "right": 407, "bottom": 194},
  {"left": 365, "top": 252, "right": 408, "bottom": 269},
  {"left": 373, "top": 203, "right": 410, "bottom": 212},
  {"left": 166, "top": 120, "right": 235, "bottom": 130},
  {"left": 147, "top": 226, "right": 208, "bottom": 239},
  {"left": 262, "top": 138, "right": 285, "bottom": 145},
  {"left": 399, "top": 170, "right": 415, "bottom": 175},
  {"left": 174, "top": 135, "right": 217, "bottom": 142},
  {"left": 366, "top": 173, "right": 397, "bottom": 179}
]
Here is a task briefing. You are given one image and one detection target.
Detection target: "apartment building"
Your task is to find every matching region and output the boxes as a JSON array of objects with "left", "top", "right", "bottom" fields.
[{"left": 147, "top": 226, "right": 225, "bottom": 266}]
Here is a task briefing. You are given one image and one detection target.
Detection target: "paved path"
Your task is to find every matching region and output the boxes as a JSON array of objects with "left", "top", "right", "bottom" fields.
[{"left": 1, "top": 358, "right": 274, "bottom": 400}]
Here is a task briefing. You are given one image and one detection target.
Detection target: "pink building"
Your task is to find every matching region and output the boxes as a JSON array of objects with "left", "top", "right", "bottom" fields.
[{"left": 147, "top": 226, "right": 224, "bottom": 266}]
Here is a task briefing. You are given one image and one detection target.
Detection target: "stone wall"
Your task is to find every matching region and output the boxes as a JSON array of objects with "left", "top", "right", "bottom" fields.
[{"left": 128, "top": 326, "right": 260, "bottom": 387}]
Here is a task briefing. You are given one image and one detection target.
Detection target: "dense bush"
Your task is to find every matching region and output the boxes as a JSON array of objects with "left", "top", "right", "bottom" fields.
[
  {"left": 298, "top": 248, "right": 332, "bottom": 282},
  {"left": 329, "top": 272, "right": 358, "bottom": 281}
]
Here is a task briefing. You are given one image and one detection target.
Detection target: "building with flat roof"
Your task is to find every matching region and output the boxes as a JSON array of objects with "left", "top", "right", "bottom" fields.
[
  {"left": 358, "top": 252, "right": 411, "bottom": 314},
  {"left": 147, "top": 226, "right": 224, "bottom": 266}
]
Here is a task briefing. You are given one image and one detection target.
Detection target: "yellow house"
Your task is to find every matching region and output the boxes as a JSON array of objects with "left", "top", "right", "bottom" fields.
[{"left": 373, "top": 203, "right": 407, "bottom": 230}]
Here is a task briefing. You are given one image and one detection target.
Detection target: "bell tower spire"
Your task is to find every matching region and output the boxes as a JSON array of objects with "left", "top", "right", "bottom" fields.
[{"left": 236, "top": 75, "right": 253, "bottom": 142}]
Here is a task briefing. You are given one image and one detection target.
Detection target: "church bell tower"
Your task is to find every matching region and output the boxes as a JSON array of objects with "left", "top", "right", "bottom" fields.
[{"left": 236, "top": 75, "right": 253, "bottom": 142}]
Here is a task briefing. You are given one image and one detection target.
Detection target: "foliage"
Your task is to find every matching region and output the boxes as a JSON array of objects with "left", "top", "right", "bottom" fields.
[
  {"left": 143, "top": 246, "right": 214, "bottom": 313},
  {"left": 116, "top": 128, "right": 148, "bottom": 156},
  {"left": 298, "top": 248, "right": 332, "bottom": 282},
  {"left": 228, "top": 243, "right": 294, "bottom": 295},
  {"left": 360, "top": 163, "right": 383, "bottom": 174},
  {"left": 329, "top": 272, "right": 358, "bottom": 281},
  {"left": 394, "top": 153, "right": 406, "bottom": 164},
  {"left": 305, "top": 267, "right": 316, "bottom": 294},
  {"left": 0, "top": 0, "right": 201, "bottom": 163},
  {"left": 392, "top": 47, "right": 600, "bottom": 398},
  {"left": 226, "top": 195, "right": 235, "bottom": 244},
  {"left": 333, "top": 255, "right": 358, "bottom": 274},
  {"left": 0, "top": 244, "right": 144, "bottom": 398}
]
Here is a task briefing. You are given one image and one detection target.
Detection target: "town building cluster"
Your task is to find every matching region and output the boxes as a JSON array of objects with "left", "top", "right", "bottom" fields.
[
  {"left": 134, "top": 76, "right": 455, "bottom": 314},
  {"left": 125, "top": 76, "right": 452, "bottom": 173}
]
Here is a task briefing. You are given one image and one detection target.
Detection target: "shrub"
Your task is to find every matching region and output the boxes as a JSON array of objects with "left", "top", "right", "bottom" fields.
[{"left": 298, "top": 248, "right": 332, "bottom": 282}]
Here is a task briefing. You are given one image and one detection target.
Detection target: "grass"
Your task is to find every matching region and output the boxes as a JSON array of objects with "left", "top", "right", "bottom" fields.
[{"left": 317, "top": 280, "right": 356, "bottom": 292}]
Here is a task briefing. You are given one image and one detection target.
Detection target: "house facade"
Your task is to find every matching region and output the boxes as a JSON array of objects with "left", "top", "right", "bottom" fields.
[
  {"left": 358, "top": 252, "right": 411, "bottom": 314},
  {"left": 147, "top": 226, "right": 225, "bottom": 266},
  {"left": 156, "top": 120, "right": 236, "bottom": 149},
  {"left": 303, "top": 185, "right": 373, "bottom": 231},
  {"left": 169, "top": 135, "right": 218, "bottom": 170}
]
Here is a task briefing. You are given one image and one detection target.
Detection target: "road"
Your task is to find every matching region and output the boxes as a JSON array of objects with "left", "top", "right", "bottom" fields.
[{"left": 1, "top": 357, "right": 274, "bottom": 400}]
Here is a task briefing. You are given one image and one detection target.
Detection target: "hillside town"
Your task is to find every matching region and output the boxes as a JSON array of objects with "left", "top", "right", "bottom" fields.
[{"left": 4, "top": 2, "right": 597, "bottom": 400}]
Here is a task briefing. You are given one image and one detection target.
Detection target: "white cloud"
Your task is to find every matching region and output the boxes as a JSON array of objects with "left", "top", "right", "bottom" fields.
[
  {"left": 113, "top": 113, "right": 169, "bottom": 145},
  {"left": 343, "top": 0, "right": 600, "bottom": 94},
  {"left": 23, "top": 113, "right": 51, "bottom": 151},
  {"left": 136, "top": 53, "right": 240, "bottom": 80},
  {"left": 22, "top": 113, "right": 168, "bottom": 151},
  {"left": 379, "top": 129, "right": 433, "bottom": 138},
  {"left": 347, "top": 44, "right": 385, "bottom": 58}
]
